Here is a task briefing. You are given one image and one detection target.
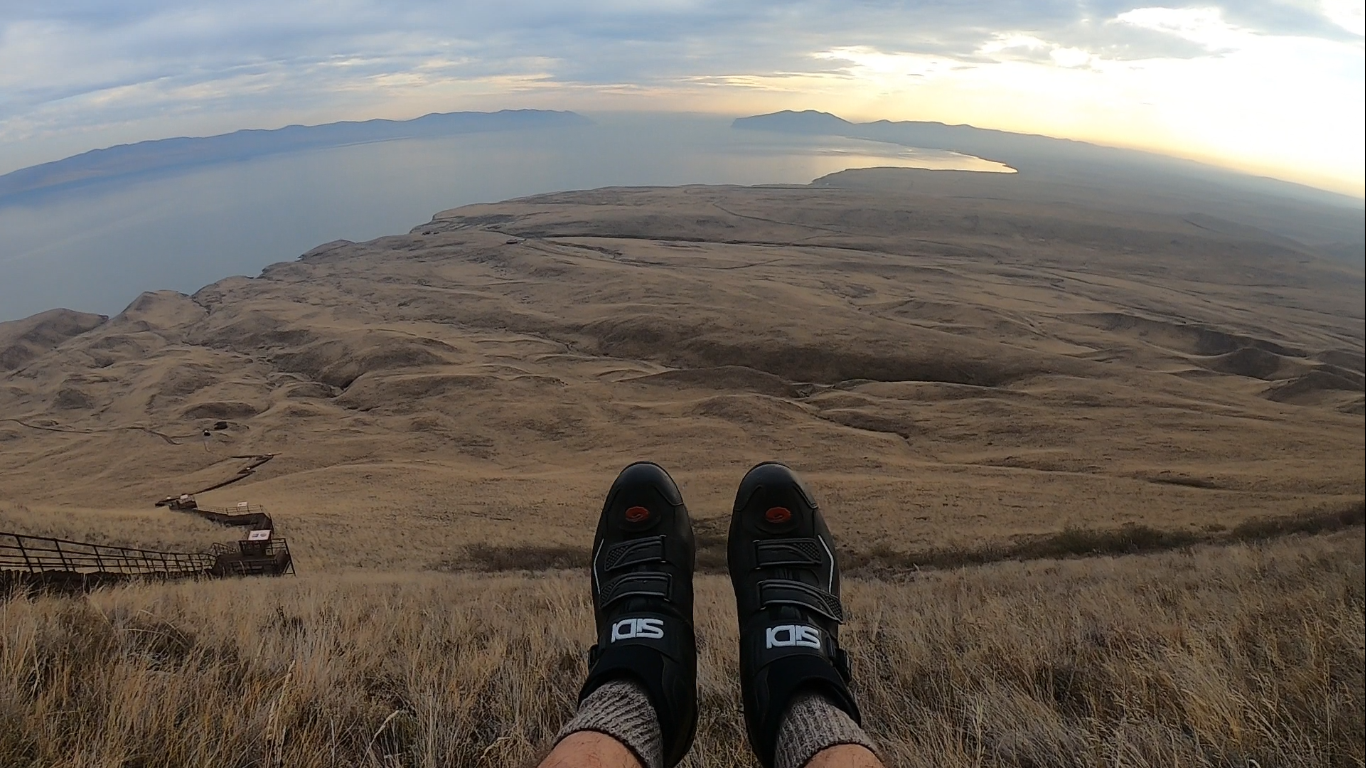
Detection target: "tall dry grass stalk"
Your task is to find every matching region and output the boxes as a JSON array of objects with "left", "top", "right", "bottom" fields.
[{"left": 1, "top": 530, "right": 1361, "bottom": 767}]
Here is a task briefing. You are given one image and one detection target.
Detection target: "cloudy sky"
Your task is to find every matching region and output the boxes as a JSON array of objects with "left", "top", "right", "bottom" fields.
[{"left": 1, "top": 1, "right": 1363, "bottom": 196}]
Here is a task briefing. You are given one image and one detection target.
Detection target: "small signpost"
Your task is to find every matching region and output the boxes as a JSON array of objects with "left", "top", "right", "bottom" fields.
[{"left": 241, "top": 528, "right": 273, "bottom": 558}]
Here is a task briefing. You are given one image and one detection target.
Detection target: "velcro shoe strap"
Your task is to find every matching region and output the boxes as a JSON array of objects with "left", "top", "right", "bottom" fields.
[
  {"left": 754, "top": 538, "right": 824, "bottom": 567},
  {"left": 603, "top": 535, "right": 667, "bottom": 572},
  {"left": 581, "top": 612, "right": 698, "bottom": 768},
  {"left": 601, "top": 572, "right": 672, "bottom": 607},
  {"left": 758, "top": 579, "right": 844, "bottom": 623},
  {"left": 743, "top": 653, "right": 861, "bottom": 768}
]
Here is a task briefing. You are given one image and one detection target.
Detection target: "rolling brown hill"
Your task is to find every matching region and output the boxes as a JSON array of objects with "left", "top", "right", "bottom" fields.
[
  {"left": 1, "top": 168, "right": 1363, "bottom": 768},
  {"left": 0, "top": 169, "right": 1361, "bottom": 572}
]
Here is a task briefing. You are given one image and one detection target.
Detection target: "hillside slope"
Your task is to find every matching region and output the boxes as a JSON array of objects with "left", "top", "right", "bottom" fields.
[{"left": 0, "top": 176, "right": 1361, "bottom": 570}]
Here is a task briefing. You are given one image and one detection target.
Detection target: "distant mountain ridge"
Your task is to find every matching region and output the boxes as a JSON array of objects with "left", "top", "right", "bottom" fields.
[
  {"left": 736, "top": 110, "right": 1364, "bottom": 264},
  {"left": 735, "top": 110, "right": 1361, "bottom": 209},
  {"left": 0, "top": 110, "right": 590, "bottom": 202}
]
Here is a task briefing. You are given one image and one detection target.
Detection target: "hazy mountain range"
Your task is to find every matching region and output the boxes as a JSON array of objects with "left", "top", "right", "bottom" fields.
[
  {"left": 738, "top": 110, "right": 1365, "bottom": 264},
  {"left": 4, "top": 107, "right": 1361, "bottom": 267},
  {"left": 0, "top": 110, "right": 590, "bottom": 202},
  {"left": 735, "top": 110, "right": 1358, "bottom": 207}
]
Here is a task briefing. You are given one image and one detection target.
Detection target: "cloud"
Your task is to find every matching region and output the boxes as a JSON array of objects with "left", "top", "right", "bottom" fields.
[
  {"left": 0, "top": 0, "right": 1361, "bottom": 194},
  {"left": 0, "top": 1, "right": 1353, "bottom": 122}
]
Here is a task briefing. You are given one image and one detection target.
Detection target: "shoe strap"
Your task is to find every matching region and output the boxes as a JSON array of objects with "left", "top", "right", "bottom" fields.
[
  {"left": 603, "top": 535, "right": 667, "bottom": 571},
  {"left": 601, "top": 572, "right": 673, "bottom": 606},
  {"left": 753, "top": 538, "right": 824, "bottom": 567},
  {"left": 743, "top": 649, "right": 861, "bottom": 768},
  {"left": 758, "top": 578, "right": 844, "bottom": 622},
  {"left": 581, "top": 612, "right": 698, "bottom": 767}
]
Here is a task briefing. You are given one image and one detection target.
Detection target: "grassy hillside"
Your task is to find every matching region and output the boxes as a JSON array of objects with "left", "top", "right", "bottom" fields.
[
  {"left": 1, "top": 529, "right": 1360, "bottom": 767},
  {"left": 1, "top": 176, "right": 1361, "bottom": 766}
]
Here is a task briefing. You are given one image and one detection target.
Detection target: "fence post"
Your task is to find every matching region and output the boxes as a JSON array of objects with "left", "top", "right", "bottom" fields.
[
  {"left": 13, "top": 535, "right": 35, "bottom": 573},
  {"left": 93, "top": 545, "right": 107, "bottom": 574},
  {"left": 53, "top": 540, "right": 71, "bottom": 572}
]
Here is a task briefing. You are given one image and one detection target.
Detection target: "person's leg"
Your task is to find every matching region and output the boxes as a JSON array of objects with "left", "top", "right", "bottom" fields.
[
  {"left": 774, "top": 692, "right": 884, "bottom": 768},
  {"left": 802, "top": 745, "right": 883, "bottom": 768},
  {"left": 540, "top": 731, "right": 643, "bottom": 768},
  {"left": 537, "top": 707, "right": 885, "bottom": 768},
  {"left": 540, "top": 462, "right": 699, "bottom": 768},
  {"left": 540, "top": 679, "right": 658, "bottom": 768},
  {"left": 728, "top": 462, "right": 884, "bottom": 768}
]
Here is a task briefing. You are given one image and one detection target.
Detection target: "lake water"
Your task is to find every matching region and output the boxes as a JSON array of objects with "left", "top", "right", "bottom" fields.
[{"left": 0, "top": 113, "right": 1011, "bottom": 321}]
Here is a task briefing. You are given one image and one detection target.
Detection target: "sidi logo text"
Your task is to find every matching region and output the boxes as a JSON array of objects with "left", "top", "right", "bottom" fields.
[
  {"left": 766, "top": 624, "right": 821, "bottom": 649},
  {"left": 612, "top": 618, "right": 665, "bottom": 642}
]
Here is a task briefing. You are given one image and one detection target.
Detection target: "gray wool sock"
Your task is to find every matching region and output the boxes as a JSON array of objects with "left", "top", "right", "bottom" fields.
[
  {"left": 555, "top": 678, "right": 664, "bottom": 768},
  {"left": 774, "top": 691, "right": 878, "bottom": 768}
]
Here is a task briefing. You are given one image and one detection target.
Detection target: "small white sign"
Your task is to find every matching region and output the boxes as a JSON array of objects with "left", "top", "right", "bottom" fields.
[
  {"left": 247, "top": 529, "right": 272, "bottom": 541},
  {"left": 236, "top": 502, "right": 250, "bottom": 510}
]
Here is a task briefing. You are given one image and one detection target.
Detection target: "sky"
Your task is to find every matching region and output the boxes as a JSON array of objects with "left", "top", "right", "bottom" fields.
[{"left": 1, "top": 1, "right": 1363, "bottom": 197}]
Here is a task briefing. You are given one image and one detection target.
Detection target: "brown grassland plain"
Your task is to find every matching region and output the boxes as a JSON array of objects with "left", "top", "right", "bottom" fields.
[
  {"left": 0, "top": 169, "right": 1363, "bottom": 766},
  {"left": 0, "top": 531, "right": 1361, "bottom": 767}
]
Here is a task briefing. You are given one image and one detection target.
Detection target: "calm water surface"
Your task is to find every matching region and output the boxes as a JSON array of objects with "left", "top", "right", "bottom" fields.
[{"left": 0, "top": 114, "right": 1010, "bottom": 321}]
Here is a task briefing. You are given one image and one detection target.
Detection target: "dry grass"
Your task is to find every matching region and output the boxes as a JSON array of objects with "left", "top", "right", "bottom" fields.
[
  {"left": 440, "top": 500, "right": 1366, "bottom": 576},
  {"left": 2, "top": 530, "right": 1360, "bottom": 768},
  {"left": 0, "top": 503, "right": 244, "bottom": 554},
  {"left": 0, "top": 181, "right": 1361, "bottom": 767}
]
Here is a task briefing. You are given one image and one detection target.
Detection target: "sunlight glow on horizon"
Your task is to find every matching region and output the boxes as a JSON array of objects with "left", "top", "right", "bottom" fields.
[
  {"left": 778, "top": 9, "right": 1365, "bottom": 197},
  {"left": 0, "top": 2, "right": 1362, "bottom": 198}
]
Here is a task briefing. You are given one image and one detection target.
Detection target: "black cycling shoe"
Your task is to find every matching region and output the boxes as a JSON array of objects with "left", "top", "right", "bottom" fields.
[
  {"left": 580, "top": 462, "right": 698, "bottom": 767},
  {"left": 728, "top": 462, "right": 860, "bottom": 768}
]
